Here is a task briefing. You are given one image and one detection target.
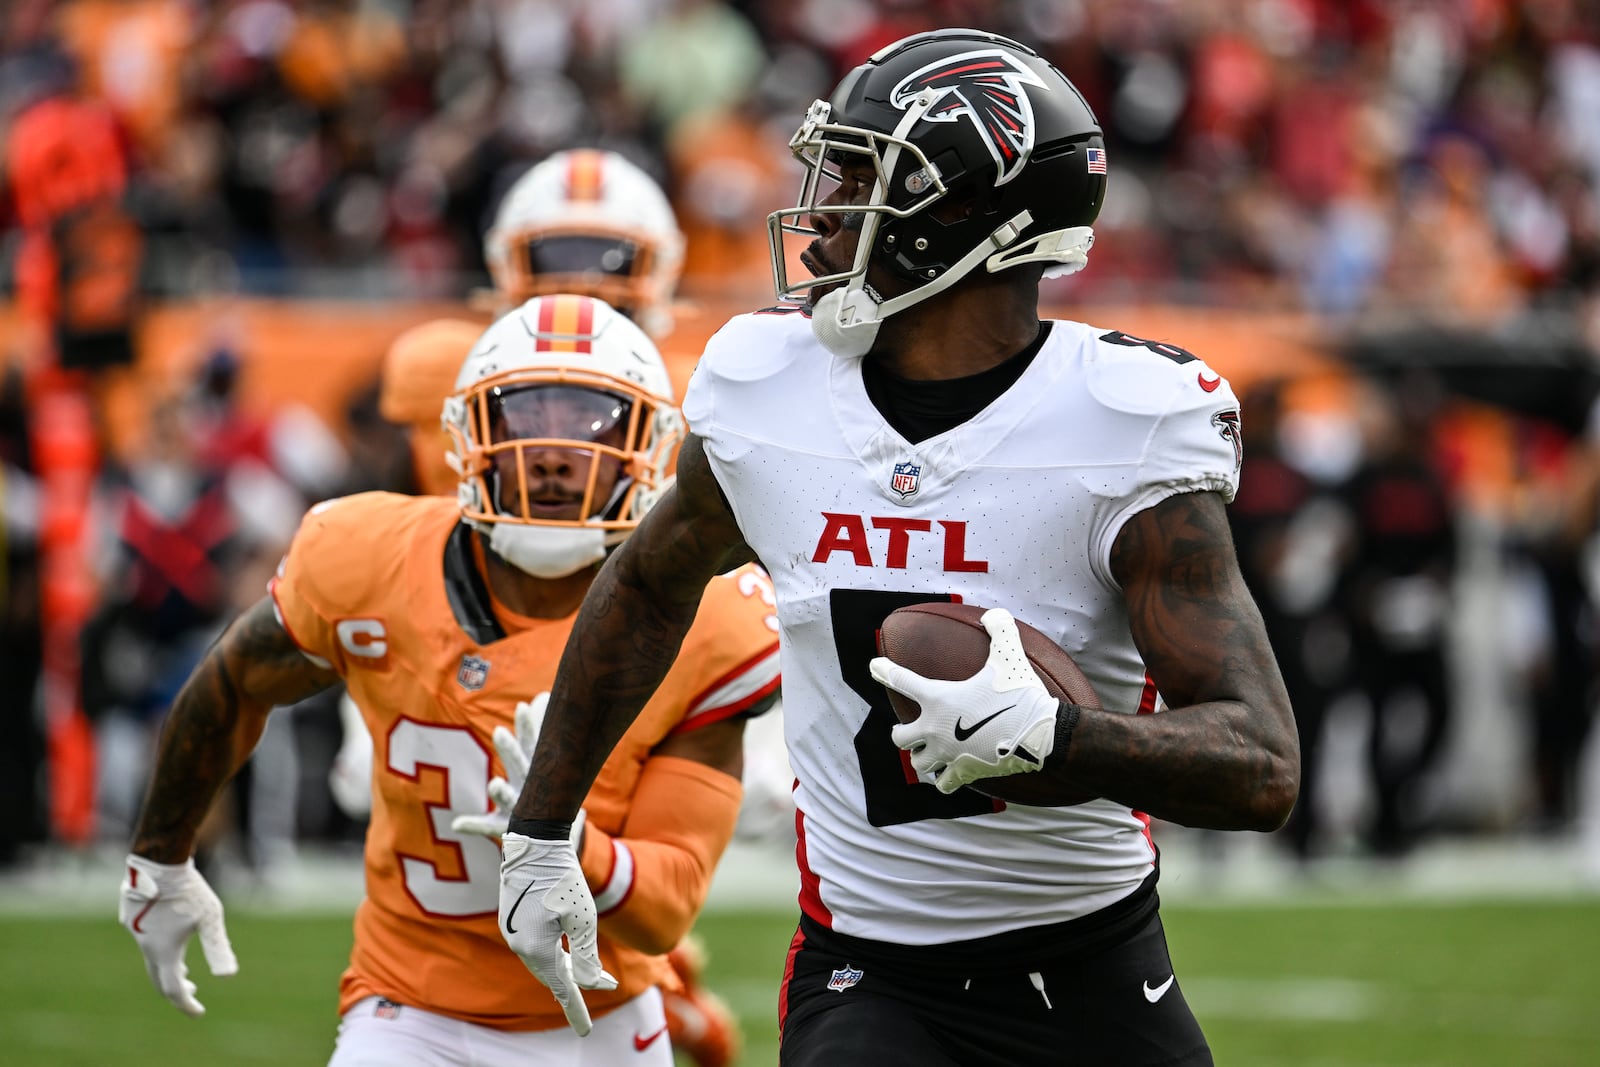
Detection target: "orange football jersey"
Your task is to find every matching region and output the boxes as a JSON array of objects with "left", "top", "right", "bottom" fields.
[{"left": 269, "top": 492, "right": 779, "bottom": 1030}]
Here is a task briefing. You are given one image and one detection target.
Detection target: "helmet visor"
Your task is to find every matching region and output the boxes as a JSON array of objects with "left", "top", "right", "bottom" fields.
[
  {"left": 503, "top": 229, "right": 659, "bottom": 310},
  {"left": 523, "top": 235, "right": 643, "bottom": 279},
  {"left": 482, "top": 385, "right": 636, "bottom": 523},
  {"left": 488, "top": 384, "right": 633, "bottom": 444}
]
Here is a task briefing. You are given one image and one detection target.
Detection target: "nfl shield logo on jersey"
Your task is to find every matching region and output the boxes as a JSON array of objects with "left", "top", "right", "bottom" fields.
[
  {"left": 457, "top": 654, "right": 491, "bottom": 691},
  {"left": 827, "top": 965, "right": 864, "bottom": 992},
  {"left": 889, "top": 461, "right": 921, "bottom": 499}
]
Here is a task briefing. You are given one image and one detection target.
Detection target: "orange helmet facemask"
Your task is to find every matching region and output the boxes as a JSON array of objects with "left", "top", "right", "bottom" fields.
[{"left": 443, "top": 294, "right": 683, "bottom": 578}]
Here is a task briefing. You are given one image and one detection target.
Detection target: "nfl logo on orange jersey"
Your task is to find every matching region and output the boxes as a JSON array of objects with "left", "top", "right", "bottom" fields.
[
  {"left": 828, "top": 965, "right": 863, "bottom": 992},
  {"left": 889, "top": 461, "right": 921, "bottom": 499},
  {"left": 457, "top": 654, "right": 490, "bottom": 691}
]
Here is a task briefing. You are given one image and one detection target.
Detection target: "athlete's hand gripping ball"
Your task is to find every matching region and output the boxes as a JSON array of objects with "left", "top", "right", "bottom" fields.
[{"left": 871, "top": 608, "right": 1060, "bottom": 793}]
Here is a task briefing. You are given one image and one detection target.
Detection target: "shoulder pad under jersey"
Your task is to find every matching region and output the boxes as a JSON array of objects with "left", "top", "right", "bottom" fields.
[{"left": 1069, "top": 324, "right": 1236, "bottom": 419}]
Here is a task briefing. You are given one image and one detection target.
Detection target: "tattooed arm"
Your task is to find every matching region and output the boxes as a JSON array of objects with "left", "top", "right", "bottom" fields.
[
  {"left": 512, "top": 433, "right": 753, "bottom": 823},
  {"left": 132, "top": 598, "right": 339, "bottom": 862},
  {"left": 1050, "top": 490, "right": 1299, "bottom": 830}
]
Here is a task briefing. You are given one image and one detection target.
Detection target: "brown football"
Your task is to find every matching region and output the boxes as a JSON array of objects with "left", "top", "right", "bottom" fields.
[{"left": 876, "top": 602, "right": 1101, "bottom": 807}]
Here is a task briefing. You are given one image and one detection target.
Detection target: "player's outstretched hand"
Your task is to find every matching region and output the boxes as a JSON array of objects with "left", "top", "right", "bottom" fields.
[
  {"left": 499, "top": 831, "right": 617, "bottom": 1036},
  {"left": 452, "top": 694, "right": 553, "bottom": 840},
  {"left": 498, "top": 693, "right": 548, "bottom": 788},
  {"left": 118, "top": 855, "right": 239, "bottom": 1018},
  {"left": 872, "top": 608, "right": 1059, "bottom": 793}
]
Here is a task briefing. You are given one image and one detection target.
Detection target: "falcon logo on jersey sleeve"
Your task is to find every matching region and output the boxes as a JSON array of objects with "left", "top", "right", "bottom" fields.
[
  {"left": 1212, "top": 409, "right": 1243, "bottom": 471},
  {"left": 889, "top": 461, "right": 922, "bottom": 500},
  {"left": 890, "top": 49, "right": 1046, "bottom": 187},
  {"left": 457, "top": 653, "right": 491, "bottom": 691}
]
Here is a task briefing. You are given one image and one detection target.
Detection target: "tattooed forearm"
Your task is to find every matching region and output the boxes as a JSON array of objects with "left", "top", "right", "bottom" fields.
[
  {"left": 517, "top": 554, "right": 698, "bottom": 819},
  {"left": 1048, "top": 491, "right": 1300, "bottom": 830},
  {"left": 515, "top": 435, "right": 751, "bottom": 821},
  {"left": 131, "top": 598, "right": 337, "bottom": 862}
]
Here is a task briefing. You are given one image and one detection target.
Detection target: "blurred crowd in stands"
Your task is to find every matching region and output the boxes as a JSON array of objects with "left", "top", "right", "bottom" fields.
[
  {"left": 0, "top": 0, "right": 1598, "bottom": 312},
  {"left": 4, "top": 0, "right": 1600, "bottom": 881}
]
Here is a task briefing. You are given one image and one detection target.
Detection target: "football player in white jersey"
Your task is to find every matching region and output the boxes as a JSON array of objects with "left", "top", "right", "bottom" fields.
[{"left": 495, "top": 28, "right": 1299, "bottom": 1067}]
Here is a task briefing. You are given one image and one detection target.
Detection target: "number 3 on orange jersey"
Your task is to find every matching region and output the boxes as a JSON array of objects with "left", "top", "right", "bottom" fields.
[{"left": 388, "top": 721, "right": 499, "bottom": 916}]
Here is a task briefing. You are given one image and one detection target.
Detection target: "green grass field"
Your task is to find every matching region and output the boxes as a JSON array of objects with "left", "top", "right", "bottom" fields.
[{"left": 4, "top": 900, "right": 1597, "bottom": 1066}]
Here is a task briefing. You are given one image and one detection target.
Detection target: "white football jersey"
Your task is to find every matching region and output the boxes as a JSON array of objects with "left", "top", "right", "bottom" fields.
[{"left": 683, "top": 308, "right": 1242, "bottom": 944}]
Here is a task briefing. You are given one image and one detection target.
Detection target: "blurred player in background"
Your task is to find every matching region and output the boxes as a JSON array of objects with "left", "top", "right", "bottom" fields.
[
  {"left": 118, "top": 294, "right": 780, "bottom": 1066},
  {"left": 371, "top": 147, "right": 691, "bottom": 499},
  {"left": 378, "top": 318, "right": 486, "bottom": 498},
  {"left": 328, "top": 148, "right": 764, "bottom": 1065}
]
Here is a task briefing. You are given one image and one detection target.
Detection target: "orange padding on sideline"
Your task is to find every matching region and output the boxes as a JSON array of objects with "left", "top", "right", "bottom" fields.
[{"left": 580, "top": 755, "right": 743, "bottom": 957}]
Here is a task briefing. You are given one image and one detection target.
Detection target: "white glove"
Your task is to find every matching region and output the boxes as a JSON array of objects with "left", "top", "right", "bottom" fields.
[
  {"left": 871, "top": 607, "right": 1059, "bottom": 794},
  {"left": 328, "top": 692, "right": 374, "bottom": 820},
  {"left": 499, "top": 831, "right": 618, "bottom": 1035},
  {"left": 118, "top": 855, "right": 240, "bottom": 1018},
  {"left": 452, "top": 695, "right": 589, "bottom": 844}
]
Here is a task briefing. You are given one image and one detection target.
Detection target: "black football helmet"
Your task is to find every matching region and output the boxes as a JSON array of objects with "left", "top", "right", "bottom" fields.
[{"left": 768, "top": 29, "right": 1107, "bottom": 354}]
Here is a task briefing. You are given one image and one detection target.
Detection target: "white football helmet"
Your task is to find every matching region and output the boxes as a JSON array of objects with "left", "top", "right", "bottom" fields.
[
  {"left": 443, "top": 294, "right": 684, "bottom": 579},
  {"left": 485, "top": 149, "right": 685, "bottom": 339}
]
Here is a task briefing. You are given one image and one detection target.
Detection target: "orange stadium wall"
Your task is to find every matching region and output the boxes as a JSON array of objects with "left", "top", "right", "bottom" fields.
[
  {"left": 0, "top": 293, "right": 1536, "bottom": 551},
  {"left": 5, "top": 295, "right": 1362, "bottom": 463},
  {"left": 3, "top": 298, "right": 492, "bottom": 460}
]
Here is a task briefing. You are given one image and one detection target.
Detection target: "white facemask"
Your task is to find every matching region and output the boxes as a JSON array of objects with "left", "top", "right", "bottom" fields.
[{"left": 486, "top": 522, "right": 608, "bottom": 579}]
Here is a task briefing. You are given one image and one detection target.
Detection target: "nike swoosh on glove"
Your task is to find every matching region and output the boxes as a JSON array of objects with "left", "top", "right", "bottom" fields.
[
  {"left": 871, "top": 607, "right": 1059, "bottom": 794},
  {"left": 119, "top": 855, "right": 239, "bottom": 1017},
  {"left": 499, "top": 831, "right": 618, "bottom": 1036}
]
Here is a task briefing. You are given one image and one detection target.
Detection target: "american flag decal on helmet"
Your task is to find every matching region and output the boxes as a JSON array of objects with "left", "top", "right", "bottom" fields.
[{"left": 890, "top": 49, "right": 1048, "bottom": 186}]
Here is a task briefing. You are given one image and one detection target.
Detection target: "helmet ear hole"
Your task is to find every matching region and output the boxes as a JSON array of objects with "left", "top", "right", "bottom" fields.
[{"left": 929, "top": 187, "right": 979, "bottom": 225}]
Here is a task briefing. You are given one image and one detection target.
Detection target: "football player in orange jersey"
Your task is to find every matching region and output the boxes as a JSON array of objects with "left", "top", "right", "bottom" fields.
[
  {"left": 117, "top": 294, "right": 781, "bottom": 1066},
  {"left": 372, "top": 147, "right": 758, "bottom": 1066},
  {"left": 362, "top": 149, "right": 755, "bottom": 1066}
]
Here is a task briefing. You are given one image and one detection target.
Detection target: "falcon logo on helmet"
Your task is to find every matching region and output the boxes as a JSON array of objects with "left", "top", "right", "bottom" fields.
[
  {"left": 890, "top": 49, "right": 1046, "bottom": 187},
  {"left": 767, "top": 29, "right": 1107, "bottom": 357}
]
